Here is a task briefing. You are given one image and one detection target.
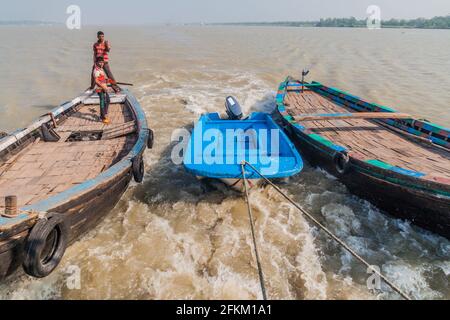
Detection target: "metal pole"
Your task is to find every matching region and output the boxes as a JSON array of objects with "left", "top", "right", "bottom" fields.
[{"left": 301, "top": 74, "right": 305, "bottom": 93}]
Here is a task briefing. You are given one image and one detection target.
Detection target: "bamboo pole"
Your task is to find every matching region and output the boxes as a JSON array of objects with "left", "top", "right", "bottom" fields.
[{"left": 294, "top": 112, "right": 412, "bottom": 122}]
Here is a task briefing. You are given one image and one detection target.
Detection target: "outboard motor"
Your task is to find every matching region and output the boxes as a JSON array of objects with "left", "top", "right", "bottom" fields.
[{"left": 225, "top": 96, "right": 243, "bottom": 120}]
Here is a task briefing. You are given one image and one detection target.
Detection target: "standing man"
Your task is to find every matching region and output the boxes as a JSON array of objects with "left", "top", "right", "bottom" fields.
[
  {"left": 93, "top": 57, "right": 111, "bottom": 124},
  {"left": 90, "top": 31, "right": 120, "bottom": 92}
]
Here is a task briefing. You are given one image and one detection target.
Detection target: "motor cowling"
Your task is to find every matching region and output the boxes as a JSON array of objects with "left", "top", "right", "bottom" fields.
[{"left": 225, "top": 96, "right": 243, "bottom": 120}]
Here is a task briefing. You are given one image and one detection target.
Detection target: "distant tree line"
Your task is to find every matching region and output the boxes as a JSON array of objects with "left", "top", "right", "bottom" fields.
[
  {"left": 215, "top": 15, "right": 450, "bottom": 29},
  {"left": 316, "top": 16, "right": 450, "bottom": 28},
  {"left": 316, "top": 17, "right": 366, "bottom": 27},
  {"left": 382, "top": 16, "right": 450, "bottom": 29}
]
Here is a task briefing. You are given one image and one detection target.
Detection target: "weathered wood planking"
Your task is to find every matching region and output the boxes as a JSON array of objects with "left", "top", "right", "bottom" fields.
[
  {"left": 0, "top": 103, "right": 137, "bottom": 209},
  {"left": 0, "top": 88, "right": 150, "bottom": 282},
  {"left": 285, "top": 90, "right": 450, "bottom": 178},
  {"left": 278, "top": 79, "right": 450, "bottom": 239},
  {"left": 102, "top": 121, "right": 136, "bottom": 140}
]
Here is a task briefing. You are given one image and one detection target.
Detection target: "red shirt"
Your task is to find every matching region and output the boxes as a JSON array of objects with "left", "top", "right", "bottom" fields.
[
  {"left": 93, "top": 66, "right": 108, "bottom": 91},
  {"left": 93, "top": 41, "right": 110, "bottom": 62}
]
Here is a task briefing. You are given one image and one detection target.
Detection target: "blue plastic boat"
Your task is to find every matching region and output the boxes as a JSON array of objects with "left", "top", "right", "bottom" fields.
[{"left": 183, "top": 98, "right": 303, "bottom": 191}]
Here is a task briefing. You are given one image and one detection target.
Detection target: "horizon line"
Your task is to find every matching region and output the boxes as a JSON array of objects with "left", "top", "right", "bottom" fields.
[{"left": 1, "top": 14, "right": 450, "bottom": 26}]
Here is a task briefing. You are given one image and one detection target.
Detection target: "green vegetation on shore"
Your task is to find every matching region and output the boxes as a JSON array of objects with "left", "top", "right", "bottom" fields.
[{"left": 213, "top": 15, "right": 450, "bottom": 30}]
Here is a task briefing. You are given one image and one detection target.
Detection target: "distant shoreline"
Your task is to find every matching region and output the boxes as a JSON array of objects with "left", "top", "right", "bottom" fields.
[
  {"left": 2, "top": 15, "right": 450, "bottom": 30},
  {"left": 208, "top": 15, "right": 450, "bottom": 30},
  {"left": 0, "top": 21, "right": 61, "bottom": 26}
]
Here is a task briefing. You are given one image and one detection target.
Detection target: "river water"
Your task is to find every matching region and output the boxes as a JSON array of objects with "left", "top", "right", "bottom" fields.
[{"left": 0, "top": 25, "right": 449, "bottom": 300}]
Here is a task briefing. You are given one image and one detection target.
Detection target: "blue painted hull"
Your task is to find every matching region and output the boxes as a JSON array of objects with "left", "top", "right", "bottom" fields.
[{"left": 183, "top": 112, "right": 303, "bottom": 184}]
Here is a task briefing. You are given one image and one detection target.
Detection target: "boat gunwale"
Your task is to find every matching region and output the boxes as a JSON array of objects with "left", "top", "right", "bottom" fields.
[{"left": 276, "top": 77, "right": 450, "bottom": 196}]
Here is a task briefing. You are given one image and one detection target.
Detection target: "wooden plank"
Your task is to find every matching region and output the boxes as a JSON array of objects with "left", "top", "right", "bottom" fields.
[
  {"left": 284, "top": 90, "right": 450, "bottom": 178},
  {"left": 294, "top": 112, "right": 412, "bottom": 122},
  {"left": 101, "top": 121, "right": 136, "bottom": 140}
]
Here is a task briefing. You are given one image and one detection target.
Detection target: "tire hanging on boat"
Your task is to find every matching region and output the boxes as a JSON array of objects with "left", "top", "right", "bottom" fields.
[
  {"left": 22, "top": 213, "right": 69, "bottom": 278},
  {"left": 147, "top": 128, "right": 154, "bottom": 149},
  {"left": 132, "top": 155, "right": 145, "bottom": 183},
  {"left": 333, "top": 151, "right": 351, "bottom": 175}
]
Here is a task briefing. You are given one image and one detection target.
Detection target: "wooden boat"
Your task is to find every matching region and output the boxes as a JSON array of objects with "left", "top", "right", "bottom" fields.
[
  {"left": 0, "top": 88, "right": 153, "bottom": 280},
  {"left": 183, "top": 106, "right": 303, "bottom": 192},
  {"left": 274, "top": 77, "right": 450, "bottom": 239}
]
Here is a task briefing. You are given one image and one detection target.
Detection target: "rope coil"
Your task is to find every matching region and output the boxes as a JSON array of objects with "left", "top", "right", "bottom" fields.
[{"left": 240, "top": 160, "right": 412, "bottom": 301}]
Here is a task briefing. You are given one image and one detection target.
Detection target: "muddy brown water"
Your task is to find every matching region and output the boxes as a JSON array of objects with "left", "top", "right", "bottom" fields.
[{"left": 0, "top": 25, "right": 448, "bottom": 299}]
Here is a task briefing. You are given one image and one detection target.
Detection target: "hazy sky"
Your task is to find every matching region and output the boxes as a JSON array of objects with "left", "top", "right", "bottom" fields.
[{"left": 2, "top": 0, "right": 450, "bottom": 24}]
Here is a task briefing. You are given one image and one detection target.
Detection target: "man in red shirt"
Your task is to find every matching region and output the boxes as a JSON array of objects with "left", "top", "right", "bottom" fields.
[
  {"left": 90, "top": 31, "right": 120, "bottom": 92},
  {"left": 93, "top": 57, "right": 111, "bottom": 124}
]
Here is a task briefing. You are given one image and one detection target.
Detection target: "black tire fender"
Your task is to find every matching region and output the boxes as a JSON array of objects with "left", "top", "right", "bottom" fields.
[
  {"left": 333, "top": 152, "right": 351, "bottom": 175},
  {"left": 147, "top": 128, "right": 154, "bottom": 149},
  {"left": 132, "top": 155, "right": 145, "bottom": 183},
  {"left": 23, "top": 213, "right": 68, "bottom": 278}
]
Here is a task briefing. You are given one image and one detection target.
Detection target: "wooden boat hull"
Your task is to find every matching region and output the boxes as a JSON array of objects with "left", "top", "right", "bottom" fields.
[
  {"left": 0, "top": 89, "right": 150, "bottom": 281},
  {"left": 275, "top": 78, "right": 450, "bottom": 239},
  {"left": 277, "top": 118, "right": 450, "bottom": 237},
  {"left": 0, "top": 169, "right": 132, "bottom": 279}
]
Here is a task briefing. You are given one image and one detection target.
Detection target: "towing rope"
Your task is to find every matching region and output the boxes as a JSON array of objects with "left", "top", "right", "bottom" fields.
[
  {"left": 240, "top": 163, "right": 268, "bottom": 300},
  {"left": 241, "top": 161, "right": 412, "bottom": 301}
]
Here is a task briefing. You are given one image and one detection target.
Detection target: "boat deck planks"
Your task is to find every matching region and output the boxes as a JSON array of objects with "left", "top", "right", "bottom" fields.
[
  {"left": 0, "top": 103, "right": 137, "bottom": 208},
  {"left": 285, "top": 90, "right": 450, "bottom": 179}
]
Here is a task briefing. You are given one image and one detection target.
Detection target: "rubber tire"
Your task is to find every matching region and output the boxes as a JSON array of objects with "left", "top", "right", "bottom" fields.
[
  {"left": 132, "top": 156, "right": 145, "bottom": 183},
  {"left": 333, "top": 152, "right": 351, "bottom": 175},
  {"left": 23, "top": 214, "right": 68, "bottom": 278},
  {"left": 147, "top": 129, "right": 154, "bottom": 149}
]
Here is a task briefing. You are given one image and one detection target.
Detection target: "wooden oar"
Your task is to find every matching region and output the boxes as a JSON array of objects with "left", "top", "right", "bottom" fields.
[
  {"left": 115, "top": 82, "right": 133, "bottom": 86},
  {"left": 109, "top": 80, "right": 133, "bottom": 86},
  {"left": 294, "top": 112, "right": 412, "bottom": 121}
]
